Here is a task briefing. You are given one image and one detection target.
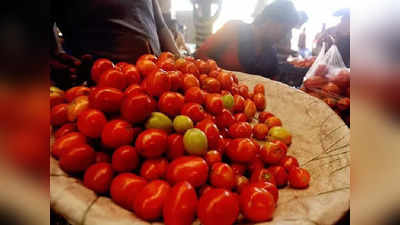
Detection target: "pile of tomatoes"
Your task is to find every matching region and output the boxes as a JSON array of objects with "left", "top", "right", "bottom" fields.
[{"left": 50, "top": 52, "right": 310, "bottom": 225}]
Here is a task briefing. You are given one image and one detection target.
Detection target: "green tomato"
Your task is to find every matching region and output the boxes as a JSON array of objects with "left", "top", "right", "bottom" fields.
[
  {"left": 145, "top": 112, "right": 173, "bottom": 132},
  {"left": 222, "top": 94, "right": 234, "bottom": 110},
  {"left": 183, "top": 128, "right": 208, "bottom": 155},
  {"left": 173, "top": 115, "right": 194, "bottom": 133},
  {"left": 267, "top": 126, "right": 292, "bottom": 145}
]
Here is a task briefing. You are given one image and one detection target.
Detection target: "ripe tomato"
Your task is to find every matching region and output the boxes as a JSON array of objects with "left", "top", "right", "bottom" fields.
[
  {"left": 143, "top": 69, "right": 171, "bottom": 97},
  {"left": 122, "top": 64, "right": 141, "bottom": 85},
  {"left": 157, "top": 58, "right": 176, "bottom": 71},
  {"left": 253, "top": 123, "right": 269, "bottom": 140},
  {"left": 54, "top": 123, "right": 77, "bottom": 139},
  {"left": 110, "top": 173, "right": 147, "bottom": 210},
  {"left": 234, "top": 175, "right": 249, "bottom": 193},
  {"left": 95, "top": 152, "right": 111, "bottom": 163},
  {"left": 226, "top": 138, "right": 257, "bottom": 163},
  {"left": 98, "top": 69, "right": 127, "bottom": 90},
  {"left": 268, "top": 165, "right": 288, "bottom": 188},
  {"left": 51, "top": 132, "right": 86, "bottom": 158},
  {"left": 111, "top": 145, "right": 139, "bottom": 172},
  {"left": 202, "top": 77, "right": 221, "bottom": 93},
  {"left": 89, "top": 87, "right": 124, "bottom": 113},
  {"left": 250, "top": 168, "right": 277, "bottom": 186},
  {"left": 210, "top": 162, "right": 235, "bottom": 190},
  {"left": 199, "top": 185, "right": 213, "bottom": 196},
  {"left": 83, "top": 162, "right": 114, "bottom": 194},
  {"left": 91, "top": 58, "right": 114, "bottom": 83},
  {"left": 168, "top": 71, "right": 183, "bottom": 91},
  {"left": 253, "top": 93, "right": 266, "bottom": 111},
  {"left": 197, "top": 188, "right": 239, "bottom": 225},
  {"left": 124, "top": 84, "right": 144, "bottom": 96},
  {"left": 243, "top": 99, "right": 256, "bottom": 119},
  {"left": 181, "top": 103, "right": 206, "bottom": 122},
  {"left": 51, "top": 103, "right": 68, "bottom": 126},
  {"left": 184, "top": 86, "right": 205, "bottom": 105},
  {"left": 253, "top": 83, "right": 265, "bottom": 95},
  {"left": 181, "top": 62, "right": 199, "bottom": 77},
  {"left": 228, "top": 122, "right": 252, "bottom": 138},
  {"left": 251, "top": 181, "right": 279, "bottom": 203},
  {"left": 182, "top": 73, "right": 200, "bottom": 91},
  {"left": 115, "top": 62, "right": 130, "bottom": 71},
  {"left": 233, "top": 95, "right": 245, "bottom": 113},
  {"left": 234, "top": 113, "right": 248, "bottom": 122},
  {"left": 158, "top": 92, "right": 185, "bottom": 117},
  {"left": 175, "top": 58, "right": 187, "bottom": 71},
  {"left": 288, "top": 167, "right": 310, "bottom": 189},
  {"left": 231, "top": 163, "right": 246, "bottom": 175},
  {"left": 140, "top": 158, "right": 168, "bottom": 180},
  {"left": 248, "top": 156, "right": 264, "bottom": 174},
  {"left": 265, "top": 116, "right": 282, "bottom": 128},
  {"left": 199, "top": 74, "right": 209, "bottom": 84},
  {"left": 337, "top": 97, "right": 350, "bottom": 111},
  {"left": 239, "top": 184, "right": 275, "bottom": 222},
  {"left": 238, "top": 84, "right": 250, "bottom": 99},
  {"left": 135, "top": 129, "right": 168, "bottom": 158},
  {"left": 279, "top": 155, "right": 299, "bottom": 172},
  {"left": 50, "top": 86, "right": 65, "bottom": 107},
  {"left": 195, "top": 119, "right": 220, "bottom": 149},
  {"left": 163, "top": 181, "right": 198, "bottom": 225},
  {"left": 138, "top": 54, "right": 158, "bottom": 62},
  {"left": 166, "top": 156, "right": 208, "bottom": 187},
  {"left": 207, "top": 59, "right": 218, "bottom": 71},
  {"left": 133, "top": 180, "right": 171, "bottom": 221},
  {"left": 205, "top": 93, "right": 223, "bottom": 115},
  {"left": 208, "top": 70, "right": 219, "bottom": 78},
  {"left": 167, "top": 134, "right": 185, "bottom": 160},
  {"left": 159, "top": 52, "right": 175, "bottom": 61},
  {"left": 77, "top": 109, "right": 107, "bottom": 138},
  {"left": 216, "top": 109, "right": 235, "bottom": 129},
  {"left": 67, "top": 95, "right": 90, "bottom": 122},
  {"left": 216, "top": 72, "right": 234, "bottom": 91},
  {"left": 59, "top": 144, "right": 95, "bottom": 173},
  {"left": 195, "top": 59, "right": 210, "bottom": 74},
  {"left": 136, "top": 59, "right": 157, "bottom": 77},
  {"left": 260, "top": 140, "right": 287, "bottom": 164},
  {"left": 121, "top": 92, "right": 156, "bottom": 124},
  {"left": 258, "top": 111, "right": 274, "bottom": 123},
  {"left": 204, "top": 150, "right": 222, "bottom": 166},
  {"left": 101, "top": 120, "right": 134, "bottom": 149}
]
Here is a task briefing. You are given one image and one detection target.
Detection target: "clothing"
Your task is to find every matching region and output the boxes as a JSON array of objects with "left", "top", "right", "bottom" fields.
[{"left": 52, "top": 0, "right": 164, "bottom": 63}]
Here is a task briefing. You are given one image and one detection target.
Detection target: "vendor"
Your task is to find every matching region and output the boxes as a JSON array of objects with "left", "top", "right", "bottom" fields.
[{"left": 195, "top": 0, "right": 299, "bottom": 78}]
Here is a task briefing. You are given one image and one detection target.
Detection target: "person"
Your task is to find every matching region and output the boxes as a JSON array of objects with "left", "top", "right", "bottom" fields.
[
  {"left": 298, "top": 27, "right": 310, "bottom": 58},
  {"left": 166, "top": 20, "right": 191, "bottom": 54},
  {"left": 195, "top": 0, "right": 299, "bottom": 78}
]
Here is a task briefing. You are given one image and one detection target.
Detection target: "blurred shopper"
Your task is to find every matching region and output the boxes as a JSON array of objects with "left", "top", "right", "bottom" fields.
[
  {"left": 298, "top": 27, "right": 310, "bottom": 58},
  {"left": 195, "top": 0, "right": 299, "bottom": 78},
  {"left": 167, "top": 20, "right": 191, "bottom": 55}
]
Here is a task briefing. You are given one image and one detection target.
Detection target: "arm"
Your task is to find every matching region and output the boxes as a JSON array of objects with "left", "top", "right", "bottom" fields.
[{"left": 153, "top": 0, "right": 180, "bottom": 56}]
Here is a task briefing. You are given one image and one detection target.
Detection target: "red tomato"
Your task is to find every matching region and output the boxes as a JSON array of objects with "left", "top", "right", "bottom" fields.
[
  {"left": 231, "top": 84, "right": 239, "bottom": 95},
  {"left": 233, "top": 95, "right": 245, "bottom": 113},
  {"left": 207, "top": 59, "right": 218, "bottom": 71},
  {"left": 234, "top": 113, "right": 248, "bottom": 122},
  {"left": 163, "top": 181, "right": 198, "bottom": 225},
  {"left": 121, "top": 92, "right": 156, "bottom": 124},
  {"left": 83, "top": 162, "right": 114, "bottom": 194},
  {"left": 231, "top": 163, "right": 246, "bottom": 175},
  {"left": 158, "top": 92, "right": 185, "bottom": 117},
  {"left": 138, "top": 54, "right": 158, "bottom": 62},
  {"left": 159, "top": 52, "right": 175, "bottom": 61},
  {"left": 195, "top": 59, "right": 210, "bottom": 74},
  {"left": 77, "top": 109, "right": 107, "bottom": 138},
  {"left": 167, "top": 134, "right": 185, "bottom": 160},
  {"left": 253, "top": 83, "right": 265, "bottom": 95},
  {"left": 216, "top": 72, "right": 234, "bottom": 91},
  {"left": 89, "top": 87, "right": 124, "bottom": 113},
  {"left": 260, "top": 140, "right": 288, "bottom": 164},
  {"left": 204, "top": 150, "right": 222, "bottom": 166},
  {"left": 124, "top": 84, "right": 144, "bottom": 96},
  {"left": 205, "top": 93, "right": 223, "bottom": 115},
  {"left": 250, "top": 168, "right": 277, "bottom": 186},
  {"left": 135, "top": 129, "right": 168, "bottom": 158},
  {"left": 253, "top": 93, "right": 266, "bottom": 111},
  {"left": 67, "top": 96, "right": 90, "bottom": 122},
  {"left": 184, "top": 86, "right": 205, "bottom": 105},
  {"left": 253, "top": 123, "right": 269, "bottom": 140},
  {"left": 199, "top": 74, "right": 208, "bottom": 84},
  {"left": 95, "top": 152, "right": 111, "bottom": 163},
  {"left": 199, "top": 185, "right": 213, "bottom": 196},
  {"left": 197, "top": 188, "right": 239, "bottom": 225},
  {"left": 122, "top": 64, "right": 141, "bottom": 85},
  {"left": 157, "top": 58, "right": 176, "bottom": 71},
  {"left": 216, "top": 109, "right": 235, "bottom": 129},
  {"left": 228, "top": 122, "right": 252, "bottom": 138},
  {"left": 98, "top": 69, "right": 127, "bottom": 90},
  {"left": 140, "top": 158, "right": 168, "bottom": 180},
  {"left": 251, "top": 181, "right": 279, "bottom": 203},
  {"left": 54, "top": 123, "right": 77, "bottom": 139},
  {"left": 51, "top": 104, "right": 68, "bottom": 126},
  {"left": 239, "top": 184, "right": 275, "bottom": 222},
  {"left": 166, "top": 156, "right": 209, "bottom": 187},
  {"left": 258, "top": 111, "right": 275, "bottom": 123},
  {"left": 175, "top": 58, "right": 187, "bottom": 70},
  {"left": 288, "top": 167, "right": 310, "bottom": 189},
  {"left": 59, "top": 144, "right": 95, "bottom": 173},
  {"left": 181, "top": 103, "right": 206, "bottom": 122},
  {"left": 208, "top": 70, "right": 219, "bottom": 78},
  {"left": 210, "top": 162, "right": 235, "bottom": 189},
  {"left": 50, "top": 89, "right": 65, "bottom": 107},
  {"left": 244, "top": 99, "right": 257, "bottom": 119},
  {"left": 181, "top": 62, "right": 199, "bottom": 77},
  {"left": 91, "top": 58, "right": 114, "bottom": 83},
  {"left": 111, "top": 145, "right": 139, "bottom": 172},
  {"left": 265, "top": 116, "right": 282, "bottom": 128},
  {"left": 280, "top": 155, "right": 299, "bottom": 172},
  {"left": 182, "top": 74, "right": 200, "bottom": 91},
  {"left": 136, "top": 59, "right": 157, "bottom": 77},
  {"left": 101, "top": 120, "right": 134, "bottom": 149},
  {"left": 110, "top": 173, "right": 147, "bottom": 210},
  {"left": 195, "top": 119, "right": 220, "bottom": 149},
  {"left": 143, "top": 69, "right": 171, "bottom": 97},
  {"left": 238, "top": 84, "right": 250, "bottom": 99},
  {"left": 133, "top": 180, "right": 171, "bottom": 221},
  {"left": 231, "top": 74, "right": 239, "bottom": 84},
  {"left": 234, "top": 175, "right": 249, "bottom": 193},
  {"left": 268, "top": 166, "right": 288, "bottom": 188},
  {"left": 168, "top": 71, "right": 184, "bottom": 91},
  {"left": 248, "top": 156, "right": 264, "bottom": 174},
  {"left": 51, "top": 132, "right": 86, "bottom": 158},
  {"left": 115, "top": 62, "right": 130, "bottom": 71},
  {"left": 202, "top": 77, "right": 221, "bottom": 93},
  {"left": 226, "top": 138, "right": 257, "bottom": 163}
]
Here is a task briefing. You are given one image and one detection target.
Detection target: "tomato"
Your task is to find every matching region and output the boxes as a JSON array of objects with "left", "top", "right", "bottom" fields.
[
  {"left": 234, "top": 175, "right": 249, "bottom": 193},
  {"left": 279, "top": 155, "right": 299, "bottom": 172},
  {"left": 265, "top": 116, "right": 282, "bottom": 128},
  {"left": 59, "top": 144, "right": 95, "bottom": 173},
  {"left": 202, "top": 77, "right": 221, "bottom": 93},
  {"left": 234, "top": 113, "right": 248, "bottom": 122},
  {"left": 239, "top": 184, "right": 275, "bottom": 222},
  {"left": 77, "top": 109, "right": 107, "bottom": 138},
  {"left": 251, "top": 181, "right": 279, "bottom": 203},
  {"left": 260, "top": 140, "right": 287, "bottom": 165},
  {"left": 121, "top": 92, "right": 156, "bottom": 124},
  {"left": 124, "top": 84, "right": 144, "bottom": 96},
  {"left": 111, "top": 145, "right": 139, "bottom": 172},
  {"left": 248, "top": 156, "right": 264, "bottom": 174},
  {"left": 122, "top": 64, "right": 141, "bottom": 85},
  {"left": 157, "top": 58, "right": 176, "bottom": 71},
  {"left": 182, "top": 73, "right": 200, "bottom": 91},
  {"left": 181, "top": 62, "right": 199, "bottom": 77},
  {"left": 231, "top": 84, "right": 239, "bottom": 95},
  {"left": 166, "top": 156, "right": 208, "bottom": 187},
  {"left": 253, "top": 83, "right": 265, "bottom": 95},
  {"left": 205, "top": 93, "right": 223, "bottom": 115},
  {"left": 204, "top": 150, "right": 222, "bottom": 166},
  {"left": 95, "top": 152, "right": 111, "bottom": 163},
  {"left": 226, "top": 138, "right": 257, "bottom": 163},
  {"left": 54, "top": 123, "right": 77, "bottom": 139},
  {"left": 216, "top": 72, "right": 234, "bottom": 91},
  {"left": 199, "top": 185, "right": 213, "bottom": 196},
  {"left": 184, "top": 86, "right": 205, "bottom": 105},
  {"left": 110, "top": 173, "right": 147, "bottom": 210},
  {"left": 83, "top": 162, "right": 114, "bottom": 194},
  {"left": 253, "top": 93, "right": 266, "bottom": 111},
  {"left": 268, "top": 165, "right": 288, "bottom": 188},
  {"left": 228, "top": 122, "right": 252, "bottom": 138},
  {"left": 215, "top": 109, "right": 235, "bottom": 129},
  {"left": 253, "top": 123, "right": 269, "bottom": 140},
  {"left": 258, "top": 111, "right": 274, "bottom": 123},
  {"left": 207, "top": 59, "right": 218, "bottom": 71},
  {"left": 167, "top": 134, "right": 185, "bottom": 160},
  {"left": 195, "top": 119, "right": 220, "bottom": 149},
  {"left": 67, "top": 95, "right": 90, "bottom": 122},
  {"left": 208, "top": 70, "right": 219, "bottom": 78},
  {"left": 91, "top": 58, "right": 114, "bottom": 83},
  {"left": 138, "top": 54, "right": 158, "bottom": 62},
  {"left": 195, "top": 59, "right": 210, "bottom": 74},
  {"left": 210, "top": 162, "right": 235, "bottom": 190},
  {"left": 51, "top": 103, "right": 68, "bottom": 126},
  {"left": 250, "top": 168, "right": 277, "bottom": 186},
  {"left": 181, "top": 103, "right": 206, "bottom": 122},
  {"left": 115, "top": 62, "right": 130, "bottom": 71},
  {"left": 98, "top": 69, "right": 127, "bottom": 90},
  {"left": 135, "top": 129, "right": 168, "bottom": 158},
  {"left": 168, "top": 71, "right": 184, "bottom": 91},
  {"left": 163, "top": 181, "right": 198, "bottom": 225},
  {"left": 89, "top": 87, "right": 124, "bottom": 113},
  {"left": 50, "top": 87, "right": 65, "bottom": 107},
  {"left": 243, "top": 99, "right": 256, "bottom": 119},
  {"left": 233, "top": 95, "right": 245, "bottom": 113},
  {"left": 175, "top": 58, "right": 187, "bottom": 70},
  {"left": 51, "top": 132, "right": 86, "bottom": 158},
  {"left": 136, "top": 59, "right": 157, "bottom": 77},
  {"left": 231, "top": 163, "right": 246, "bottom": 175},
  {"left": 133, "top": 180, "right": 171, "bottom": 221},
  {"left": 158, "top": 92, "right": 185, "bottom": 117},
  {"left": 238, "top": 84, "right": 250, "bottom": 99},
  {"left": 337, "top": 97, "right": 350, "bottom": 111},
  {"left": 288, "top": 167, "right": 310, "bottom": 189},
  {"left": 197, "top": 188, "right": 239, "bottom": 225},
  {"left": 322, "top": 82, "right": 341, "bottom": 95},
  {"left": 140, "top": 158, "right": 168, "bottom": 180},
  {"left": 143, "top": 69, "right": 171, "bottom": 97},
  {"left": 101, "top": 120, "right": 134, "bottom": 149},
  {"left": 159, "top": 52, "right": 175, "bottom": 61}
]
